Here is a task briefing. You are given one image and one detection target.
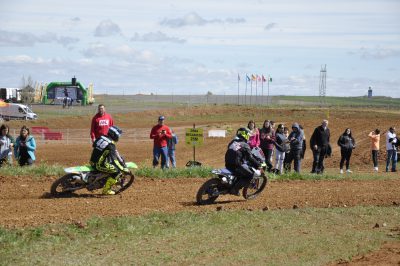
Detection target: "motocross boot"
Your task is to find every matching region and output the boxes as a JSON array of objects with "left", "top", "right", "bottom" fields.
[{"left": 102, "top": 177, "right": 117, "bottom": 195}]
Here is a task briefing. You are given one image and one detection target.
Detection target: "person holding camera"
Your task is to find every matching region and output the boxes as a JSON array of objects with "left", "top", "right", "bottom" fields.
[
  {"left": 385, "top": 127, "right": 397, "bottom": 172},
  {"left": 368, "top": 129, "right": 381, "bottom": 172},
  {"left": 150, "top": 116, "right": 172, "bottom": 169},
  {"left": 14, "top": 125, "right": 36, "bottom": 166}
]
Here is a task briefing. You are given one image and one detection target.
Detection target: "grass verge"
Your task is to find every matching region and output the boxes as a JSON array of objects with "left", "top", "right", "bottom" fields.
[
  {"left": 0, "top": 206, "right": 399, "bottom": 265},
  {"left": 0, "top": 163, "right": 395, "bottom": 181}
]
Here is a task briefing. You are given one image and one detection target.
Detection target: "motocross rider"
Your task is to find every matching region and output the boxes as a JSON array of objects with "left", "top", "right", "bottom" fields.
[
  {"left": 225, "top": 127, "right": 264, "bottom": 195},
  {"left": 89, "top": 126, "right": 128, "bottom": 195}
]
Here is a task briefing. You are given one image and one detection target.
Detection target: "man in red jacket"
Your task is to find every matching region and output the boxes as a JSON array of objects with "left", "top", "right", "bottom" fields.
[
  {"left": 90, "top": 104, "right": 114, "bottom": 143},
  {"left": 150, "top": 116, "right": 172, "bottom": 169}
]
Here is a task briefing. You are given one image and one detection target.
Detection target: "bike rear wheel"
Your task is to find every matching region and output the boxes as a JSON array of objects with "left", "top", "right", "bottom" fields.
[
  {"left": 242, "top": 174, "right": 268, "bottom": 200},
  {"left": 50, "top": 173, "right": 85, "bottom": 197},
  {"left": 196, "top": 178, "right": 221, "bottom": 205},
  {"left": 112, "top": 172, "right": 135, "bottom": 194}
]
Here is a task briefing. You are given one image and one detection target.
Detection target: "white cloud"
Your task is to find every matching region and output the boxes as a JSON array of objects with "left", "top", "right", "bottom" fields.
[
  {"left": 264, "top": 23, "right": 277, "bottom": 31},
  {"left": 94, "top": 19, "right": 122, "bottom": 37},
  {"left": 160, "top": 12, "right": 245, "bottom": 28},
  {"left": 0, "top": 30, "right": 79, "bottom": 47},
  {"left": 359, "top": 47, "right": 400, "bottom": 60},
  {"left": 131, "top": 31, "right": 185, "bottom": 43}
]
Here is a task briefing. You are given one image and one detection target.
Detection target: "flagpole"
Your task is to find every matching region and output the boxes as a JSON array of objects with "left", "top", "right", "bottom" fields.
[
  {"left": 245, "top": 75, "right": 247, "bottom": 105},
  {"left": 237, "top": 74, "right": 240, "bottom": 106},
  {"left": 267, "top": 75, "right": 270, "bottom": 106},
  {"left": 255, "top": 76, "right": 258, "bottom": 105},
  {"left": 261, "top": 76, "right": 264, "bottom": 105},
  {"left": 250, "top": 79, "right": 253, "bottom": 105}
]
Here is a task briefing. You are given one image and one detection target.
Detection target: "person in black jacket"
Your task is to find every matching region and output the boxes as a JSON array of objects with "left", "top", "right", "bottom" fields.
[
  {"left": 310, "top": 120, "right": 330, "bottom": 174},
  {"left": 286, "top": 123, "right": 304, "bottom": 173},
  {"left": 337, "top": 128, "right": 356, "bottom": 174},
  {"left": 225, "top": 127, "right": 263, "bottom": 195}
]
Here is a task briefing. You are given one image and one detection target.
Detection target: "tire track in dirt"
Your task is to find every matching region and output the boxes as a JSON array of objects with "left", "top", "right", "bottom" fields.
[{"left": 0, "top": 176, "right": 399, "bottom": 228}]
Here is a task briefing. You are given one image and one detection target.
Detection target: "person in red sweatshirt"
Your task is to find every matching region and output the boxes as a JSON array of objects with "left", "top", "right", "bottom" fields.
[
  {"left": 90, "top": 104, "right": 114, "bottom": 143},
  {"left": 150, "top": 116, "right": 172, "bottom": 169}
]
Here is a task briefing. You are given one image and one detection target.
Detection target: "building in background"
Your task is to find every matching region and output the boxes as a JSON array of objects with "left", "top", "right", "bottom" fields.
[{"left": 368, "top": 86, "right": 373, "bottom": 98}]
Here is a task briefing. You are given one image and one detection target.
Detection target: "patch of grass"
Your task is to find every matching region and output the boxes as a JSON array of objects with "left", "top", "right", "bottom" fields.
[
  {"left": 0, "top": 163, "right": 65, "bottom": 177},
  {"left": 135, "top": 165, "right": 213, "bottom": 178},
  {"left": 0, "top": 206, "right": 399, "bottom": 265},
  {"left": 270, "top": 171, "right": 395, "bottom": 181}
]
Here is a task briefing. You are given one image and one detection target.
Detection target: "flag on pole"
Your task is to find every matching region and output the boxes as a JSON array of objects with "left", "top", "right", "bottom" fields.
[
  {"left": 237, "top": 73, "right": 240, "bottom": 81},
  {"left": 262, "top": 75, "right": 266, "bottom": 82},
  {"left": 269, "top": 76, "right": 272, "bottom": 82},
  {"left": 251, "top": 74, "right": 256, "bottom": 81},
  {"left": 246, "top": 75, "right": 250, "bottom": 82},
  {"left": 257, "top": 75, "right": 262, "bottom": 82}
]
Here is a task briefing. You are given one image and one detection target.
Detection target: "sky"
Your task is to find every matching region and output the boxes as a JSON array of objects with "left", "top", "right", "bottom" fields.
[{"left": 0, "top": 0, "right": 399, "bottom": 97}]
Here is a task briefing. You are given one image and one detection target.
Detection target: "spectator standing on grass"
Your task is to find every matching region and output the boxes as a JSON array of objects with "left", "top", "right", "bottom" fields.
[
  {"left": 90, "top": 104, "right": 114, "bottom": 143},
  {"left": 385, "top": 127, "right": 397, "bottom": 172},
  {"left": 14, "top": 126, "right": 36, "bottom": 166},
  {"left": 337, "top": 128, "right": 356, "bottom": 174},
  {"left": 167, "top": 129, "right": 178, "bottom": 168},
  {"left": 150, "top": 116, "right": 172, "bottom": 169},
  {"left": 310, "top": 119, "right": 331, "bottom": 174},
  {"left": 368, "top": 129, "right": 380, "bottom": 172},
  {"left": 259, "top": 120, "right": 275, "bottom": 172},
  {"left": 274, "top": 124, "right": 288, "bottom": 174},
  {"left": 283, "top": 126, "right": 291, "bottom": 172},
  {"left": 0, "top": 124, "right": 15, "bottom": 166},
  {"left": 299, "top": 125, "right": 307, "bottom": 160},
  {"left": 286, "top": 123, "right": 304, "bottom": 173},
  {"left": 247, "top": 120, "right": 260, "bottom": 149}
]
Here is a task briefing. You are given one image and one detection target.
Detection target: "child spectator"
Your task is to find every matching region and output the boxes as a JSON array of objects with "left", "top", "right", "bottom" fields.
[
  {"left": 167, "top": 129, "right": 178, "bottom": 168},
  {"left": 368, "top": 129, "right": 380, "bottom": 172},
  {"left": 247, "top": 120, "right": 260, "bottom": 148}
]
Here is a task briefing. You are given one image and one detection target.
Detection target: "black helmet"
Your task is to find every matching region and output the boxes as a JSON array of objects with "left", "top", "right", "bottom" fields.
[
  {"left": 236, "top": 127, "right": 250, "bottom": 141},
  {"left": 107, "top": 126, "right": 123, "bottom": 142}
]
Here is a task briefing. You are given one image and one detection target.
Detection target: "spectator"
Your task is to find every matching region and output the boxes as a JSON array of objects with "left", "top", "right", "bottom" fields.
[
  {"left": 385, "top": 127, "right": 397, "bottom": 172},
  {"left": 274, "top": 124, "right": 288, "bottom": 174},
  {"left": 286, "top": 123, "right": 304, "bottom": 173},
  {"left": 259, "top": 120, "right": 275, "bottom": 172},
  {"left": 283, "top": 126, "right": 291, "bottom": 172},
  {"left": 368, "top": 129, "right": 380, "bottom": 172},
  {"left": 247, "top": 120, "right": 260, "bottom": 148},
  {"left": 337, "top": 128, "right": 356, "bottom": 174},
  {"left": 90, "top": 104, "right": 114, "bottom": 143},
  {"left": 310, "top": 119, "right": 331, "bottom": 174},
  {"left": 0, "top": 124, "right": 15, "bottom": 166},
  {"left": 299, "top": 125, "right": 307, "bottom": 160},
  {"left": 14, "top": 126, "right": 36, "bottom": 166},
  {"left": 167, "top": 129, "right": 178, "bottom": 168},
  {"left": 150, "top": 116, "right": 172, "bottom": 169}
]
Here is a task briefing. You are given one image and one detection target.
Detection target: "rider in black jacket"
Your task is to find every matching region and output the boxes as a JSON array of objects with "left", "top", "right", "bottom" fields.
[
  {"left": 90, "top": 126, "right": 128, "bottom": 195},
  {"left": 225, "top": 127, "right": 262, "bottom": 194}
]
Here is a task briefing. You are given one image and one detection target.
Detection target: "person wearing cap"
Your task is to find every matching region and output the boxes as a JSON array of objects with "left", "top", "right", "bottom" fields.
[
  {"left": 90, "top": 104, "right": 114, "bottom": 143},
  {"left": 150, "top": 116, "right": 172, "bottom": 169}
]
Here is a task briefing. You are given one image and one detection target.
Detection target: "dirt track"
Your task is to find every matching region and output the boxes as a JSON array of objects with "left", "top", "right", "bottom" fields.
[{"left": 0, "top": 176, "right": 399, "bottom": 228}]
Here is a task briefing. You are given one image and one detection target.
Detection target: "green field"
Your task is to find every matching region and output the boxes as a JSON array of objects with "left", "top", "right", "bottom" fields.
[{"left": 1, "top": 207, "right": 399, "bottom": 265}]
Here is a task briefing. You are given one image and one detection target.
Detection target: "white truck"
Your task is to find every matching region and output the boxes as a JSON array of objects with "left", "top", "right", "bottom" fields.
[{"left": 0, "top": 103, "right": 38, "bottom": 120}]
